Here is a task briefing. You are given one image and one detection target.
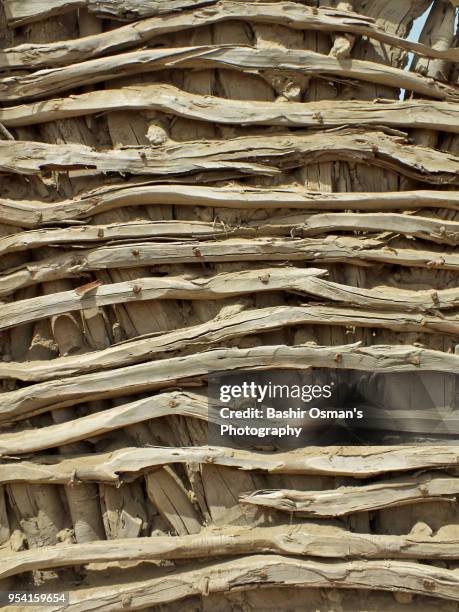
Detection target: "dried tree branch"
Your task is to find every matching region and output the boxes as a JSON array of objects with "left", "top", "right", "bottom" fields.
[
  {"left": 1, "top": 525, "right": 459, "bottom": 581},
  {"left": 1, "top": 130, "right": 458, "bottom": 186},
  {"left": 302, "top": 213, "right": 459, "bottom": 245},
  {"left": 2, "top": 269, "right": 458, "bottom": 336},
  {"left": 3, "top": 3, "right": 459, "bottom": 69},
  {"left": 2, "top": 185, "right": 458, "bottom": 229},
  {"left": 1, "top": 445, "right": 459, "bottom": 484},
  {"left": 3, "top": 0, "right": 215, "bottom": 26},
  {"left": 1, "top": 343, "right": 458, "bottom": 420},
  {"left": 2, "top": 85, "right": 459, "bottom": 135},
  {"left": 2, "top": 211, "right": 457, "bottom": 258},
  {"left": 241, "top": 474, "right": 459, "bottom": 517},
  {"left": 2, "top": 235, "right": 458, "bottom": 297},
  {"left": 1, "top": 46, "right": 459, "bottom": 102}
]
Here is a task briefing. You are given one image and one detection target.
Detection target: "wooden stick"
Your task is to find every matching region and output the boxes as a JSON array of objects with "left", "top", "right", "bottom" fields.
[
  {"left": 27, "top": 556, "right": 459, "bottom": 607},
  {"left": 1, "top": 525, "right": 459, "bottom": 581},
  {"left": 2, "top": 185, "right": 458, "bottom": 229},
  {"left": 1, "top": 343, "right": 458, "bottom": 420},
  {"left": 1, "top": 130, "right": 458, "bottom": 185},
  {"left": 241, "top": 474, "right": 459, "bottom": 516},
  {"left": 3, "top": 3, "right": 459, "bottom": 68},
  {"left": 1, "top": 445, "right": 459, "bottom": 484},
  {"left": 1, "top": 46, "right": 458, "bottom": 102},
  {"left": 2, "top": 85, "right": 459, "bottom": 134},
  {"left": 2, "top": 236, "right": 458, "bottom": 297}
]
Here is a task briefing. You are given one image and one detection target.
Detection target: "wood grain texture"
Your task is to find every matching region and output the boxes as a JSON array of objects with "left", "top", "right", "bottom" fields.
[
  {"left": 2, "top": 185, "right": 459, "bottom": 229},
  {"left": 1, "top": 343, "right": 458, "bottom": 420},
  {"left": 1, "top": 444, "right": 459, "bottom": 484},
  {"left": 3, "top": 3, "right": 459, "bottom": 68},
  {"left": 241, "top": 474, "right": 459, "bottom": 516},
  {"left": 1, "top": 46, "right": 459, "bottom": 102}
]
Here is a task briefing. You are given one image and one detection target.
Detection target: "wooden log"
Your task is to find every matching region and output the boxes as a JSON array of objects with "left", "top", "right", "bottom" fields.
[
  {"left": 1, "top": 130, "right": 458, "bottom": 186},
  {"left": 1, "top": 343, "right": 458, "bottom": 420},
  {"left": 3, "top": 3, "right": 459, "bottom": 68},
  {"left": 241, "top": 473, "right": 459, "bottom": 517},
  {"left": 1, "top": 444, "right": 459, "bottom": 485},
  {"left": 1, "top": 46, "right": 458, "bottom": 102},
  {"left": 1, "top": 525, "right": 459, "bottom": 581},
  {"left": 2, "top": 186, "right": 458, "bottom": 229}
]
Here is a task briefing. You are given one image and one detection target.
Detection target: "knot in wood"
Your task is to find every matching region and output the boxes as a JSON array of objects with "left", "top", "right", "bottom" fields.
[
  {"left": 258, "top": 273, "right": 270, "bottom": 284},
  {"left": 423, "top": 579, "right": 436, "bottom": 592}
]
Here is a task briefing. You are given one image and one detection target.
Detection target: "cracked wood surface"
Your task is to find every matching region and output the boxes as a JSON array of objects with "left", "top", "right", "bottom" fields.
[
  {"left": 2, "top": 236, "right": 459, "bottom": 297},
  {"left": 8, "top": 555, "right": 459, "bottom": 608},
  {"left": 1, "top": 445, "right": 459, "bottom": 484},
  {"left": 2, "top": 130, "right": 459, "bottom": 184},
  {"left": 1, "top": 344, "right": 458, "bottom": 420},
  {"left": 3, "top": 0, "right": 218, "bottom": 25},
  {"left": 1, "top": 0, "right": 459, "bottom": 606},
  {"left": 1, "top": 525, "right": 459, "bottom": 581},
  {"left": 2, "top": 211, "right": 454, "bottom": 258},
  {"left": 2, "top": 86, "right": 459, "bottom": 133},
  {"left": 3, "top": 271, "right": 459, "bottom": 336},
  {"left": 241, "top": 474, "right": 459, "bottom": 516},
  {"left": 3, "top": 3, "right": 459, "bottom": 69},
  {"left": 2, "top": 186, "right": 459, "bottom": 229},
  {"left": 2, "top": 46, "right": 459, "bottom": 102}
]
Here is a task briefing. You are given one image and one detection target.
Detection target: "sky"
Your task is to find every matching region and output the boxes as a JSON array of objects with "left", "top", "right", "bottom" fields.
[{"left": 399, "top": 2, "right": 435, "bottom": 99}]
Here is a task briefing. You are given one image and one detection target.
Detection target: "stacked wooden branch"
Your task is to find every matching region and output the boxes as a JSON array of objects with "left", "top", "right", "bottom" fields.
[{"left": 1, "top": 0, "right": 459, "bottom": 608}]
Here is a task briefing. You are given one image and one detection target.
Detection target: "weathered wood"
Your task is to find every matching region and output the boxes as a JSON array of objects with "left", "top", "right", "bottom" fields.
[
  {"left": 22, "top": 555, "right": 459, "bottom": 607},
  {"left": 3, "top": 0, "right": 85, "bottom": 26},
  {"left": 0, "top": 268, "right": 330, "bottom": 330},
  {"left": 0, "top": 300, "right": 459, "bottom": 344},
  {"left": 302, "top": 212, "right": 459, "bottom": 245},
  {"left": 145, "top": 468, "right": 202, "bottom": 535},
  {"left": 2, "top": 269, "right": 458, "bottom": 335},
  {"left": 2, "top": 185, "right": 458, "bottom": 229},
  {"left": 3, "top": 3, "right": 459, "bottom": 69},
  {"left": 2, "top": 525, "right": 459, "bottom": 581},
  {"left": 1, "top": 444, "right": 459, "bottom": 485},
  {"left": 4, "top": 211, "right": 454, "bottom": 258},
  {"left": 1, "top": 130, "right": 458, "bottom": 185},
  {"left": 241, "top": 474, "right": 459, "bottom": 517},
  {"left": 1, "top": 343, "right": 458, "bottom": 420},
  {"left": 0, "top": 391, "right": 208, "bottom": 454},
  {"left": 2, "top": 85, "right": 459, "bottom": 134},
  {"left": 0, "top": 219, "right": 259, "bottom": 256},
  {"left": 1, "top": 46, "right": 459, "bottom": 102},
  {"left": 2, "top": 235, "right": 459, "bottom": 297},
  {"left": 3, "top": 0, "right": 216, "bottom": 26},
  {"left": 2, "top": 286, "right": 459, "bottom": 382}
]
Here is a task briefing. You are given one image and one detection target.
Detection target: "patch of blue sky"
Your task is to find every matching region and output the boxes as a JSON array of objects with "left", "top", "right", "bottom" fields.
[{"left": 400, "top": 2, "right": 459, "bottom": 99}]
